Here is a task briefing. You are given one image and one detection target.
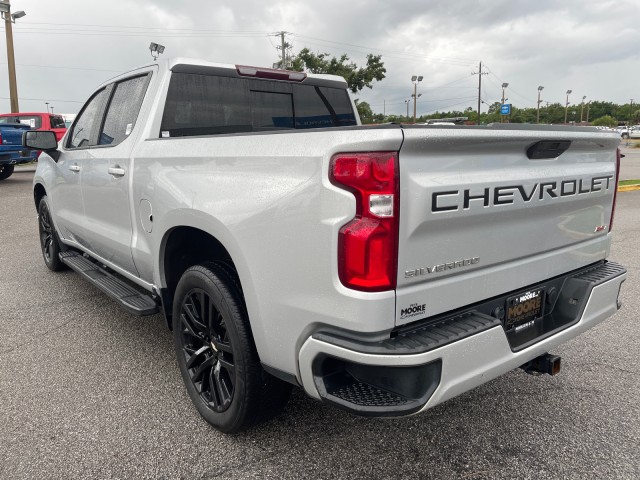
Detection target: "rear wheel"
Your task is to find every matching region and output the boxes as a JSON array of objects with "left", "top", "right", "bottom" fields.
[
  {"left": 0, "top": 164, "right": 14, "bottom": 181},
  {"left": 37, "top": 196, "right": 66, "bottom": 271},
  {"left": 172, "top": 262, "right": 291, "bottom": 433}
]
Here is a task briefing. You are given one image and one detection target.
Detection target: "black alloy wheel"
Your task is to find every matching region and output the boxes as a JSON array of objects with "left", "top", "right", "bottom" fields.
[
  {"left": 37, "top": 196, "right": 65, "bottom": 271},
  {"left": 179, "top": 288, "right": 236, "bottom": 412},
  {"left": 172, "top": 263, "right": 292, "bottom": 433}
]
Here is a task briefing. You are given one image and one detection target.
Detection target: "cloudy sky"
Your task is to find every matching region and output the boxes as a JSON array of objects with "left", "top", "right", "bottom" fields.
[{"left": 2, "top": 0, "right": 638, "bottom": 117}]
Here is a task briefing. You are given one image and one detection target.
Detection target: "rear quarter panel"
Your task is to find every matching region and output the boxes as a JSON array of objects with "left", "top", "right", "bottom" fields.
[{"left": 130, "top": 127, "right": 403, "bottom": 375}]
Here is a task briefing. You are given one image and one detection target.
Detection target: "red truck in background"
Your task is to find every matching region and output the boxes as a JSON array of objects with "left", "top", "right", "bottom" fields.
[{"left": 0, "top": 112, "right": 67, "bottom": 141}]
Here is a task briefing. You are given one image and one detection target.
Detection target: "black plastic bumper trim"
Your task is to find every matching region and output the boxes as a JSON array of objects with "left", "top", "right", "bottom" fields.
[
  {"left": 313, "top": 311, "right": 500, "bottom": 356},
  {"left": 312, "top": 355, "right": 441, "bottom": 417}
]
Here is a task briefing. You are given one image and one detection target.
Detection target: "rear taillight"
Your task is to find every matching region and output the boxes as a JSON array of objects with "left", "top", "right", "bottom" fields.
[
  {"left": 330, "top": 152, "right": 399, "bottom": 292},
  {"left": 609, "top": 148, "right": 621, "bottom": 232}
]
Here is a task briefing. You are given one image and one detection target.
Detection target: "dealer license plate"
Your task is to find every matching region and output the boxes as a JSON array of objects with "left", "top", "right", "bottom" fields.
[{"left": 505, "top": 287, "right": 545, "bottom": 330}]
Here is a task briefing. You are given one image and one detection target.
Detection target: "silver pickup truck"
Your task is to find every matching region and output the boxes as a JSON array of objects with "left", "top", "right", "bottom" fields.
[{"left": 25, "top": 58, "right": 627, "bottom": 433}]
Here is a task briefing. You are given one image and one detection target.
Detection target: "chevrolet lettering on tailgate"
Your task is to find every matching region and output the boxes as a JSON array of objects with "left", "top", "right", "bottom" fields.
[{"left": 431, "top": 175, "right": 613, "bottom": 212}]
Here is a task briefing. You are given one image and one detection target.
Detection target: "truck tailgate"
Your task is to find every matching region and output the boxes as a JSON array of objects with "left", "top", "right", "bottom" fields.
[
  {"left": 395, "top": 125, "right": 620, "bottom": 326},
  {"left": 0, "top": 123, "right": 30, "bottom": 147}
]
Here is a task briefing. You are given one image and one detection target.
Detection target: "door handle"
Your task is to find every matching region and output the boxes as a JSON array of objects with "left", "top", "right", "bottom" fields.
[
  {"left": 108, "top": 166, "right": 125, "bottom": 177},
  {"left": 69, "top": 164, "right": 80, "bottom": 173}
]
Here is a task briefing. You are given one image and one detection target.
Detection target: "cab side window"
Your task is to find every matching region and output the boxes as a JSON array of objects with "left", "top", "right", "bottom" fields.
[
  {"left": 68, "top": 89, "right": 108, "bottom": 148},
  {"left": 99, "top": 74, "right": 150, "bottom": 146}
]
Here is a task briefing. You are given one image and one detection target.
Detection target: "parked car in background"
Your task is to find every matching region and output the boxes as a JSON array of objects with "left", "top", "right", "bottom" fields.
[
  {"left": 628, "top": 126, "right": 640, "bottom": 139},
  {"left": 616, "top": 125, "right": 629, "bottom": 138},
  {"left": 0, "top": 122, "right": 38, "bottom": 180},
  {"left": 0, "top": 112, "right": 67, "bottom": 141}
]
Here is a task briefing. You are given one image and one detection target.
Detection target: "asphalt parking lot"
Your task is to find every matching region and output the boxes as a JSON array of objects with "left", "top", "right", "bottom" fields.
[{"left": 1, "top": 171, "right": 638, "bottom": 479}]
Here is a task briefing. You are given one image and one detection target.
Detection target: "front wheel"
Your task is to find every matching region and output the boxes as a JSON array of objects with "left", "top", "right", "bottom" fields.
[
  {"left": 0, "top": 164, "right": 14, "bottom": 181},
  {"left": 172, "top": 262, "right": 291, "bottom": 433}
]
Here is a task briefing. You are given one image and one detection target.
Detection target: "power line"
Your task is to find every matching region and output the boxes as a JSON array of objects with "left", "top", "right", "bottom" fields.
[
  {"left": 16, "top": 22, "right": 273, "bottom": 34},
  {"left": 484, "top": 65, "right": 537, "bottom": 105},
  {"left": 0, "top": 62, "right": 122, "bottom": 73},
  {"left": 0, "top": 96, "right": 83, "bottom": 103},
  {"left": 369, "top": 95, "right": 476, "bottom": 107},
  {"left": 290, "top": 33, "right": 475, "bottom": 66}
]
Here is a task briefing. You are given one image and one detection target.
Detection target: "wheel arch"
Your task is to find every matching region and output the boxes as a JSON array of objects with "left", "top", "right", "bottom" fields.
[
  {"left": 157, "top": 222, "right": 256, "bottom": 335},
  {"left": 34, "top": 183, "right": 47, "bottom": 210}
]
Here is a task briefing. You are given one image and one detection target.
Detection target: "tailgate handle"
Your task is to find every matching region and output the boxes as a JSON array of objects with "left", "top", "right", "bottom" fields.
[{"left": 527, "top": 140, "right": 571, "bottom": 159}]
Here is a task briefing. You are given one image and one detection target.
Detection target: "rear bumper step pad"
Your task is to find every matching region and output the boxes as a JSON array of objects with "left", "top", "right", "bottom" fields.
[{"left": 59, "top": 251, "right": 159, "bottom": 316}]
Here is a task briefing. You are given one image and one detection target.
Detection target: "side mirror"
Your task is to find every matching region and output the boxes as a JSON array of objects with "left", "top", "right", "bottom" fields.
[{"left": 23, "top": 130, "right": 58, "bottom": 150}]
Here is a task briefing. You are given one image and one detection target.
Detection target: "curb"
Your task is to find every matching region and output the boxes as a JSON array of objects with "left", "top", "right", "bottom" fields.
[{"left": 618, "top": 184, "right": 640, "bottom": 192}]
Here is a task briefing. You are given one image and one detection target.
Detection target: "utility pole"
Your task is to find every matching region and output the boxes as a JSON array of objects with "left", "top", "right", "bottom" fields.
[
  {"left": 0, "top": 1, "right": 24, "bottom": 113},
  {"left": 536, "top": 86, "right": 544, "bottom": 124},
  {"left": 405, "top": 99, "right": 410, "bottom": 119},
  {"left": 383, "top": 100, "right": 386, "bottom": 118},
  {"left": 472, "top": 61, "right": 487, "bottom": 125},
  {"left": 280, "top": 31, "right": 287, "bottom": 69},
  {"left": 276, "top": 31, "right": 293, "bottom": 69},
  {"left": 580, "top": 96, "right": 586, "bottom": 123}
]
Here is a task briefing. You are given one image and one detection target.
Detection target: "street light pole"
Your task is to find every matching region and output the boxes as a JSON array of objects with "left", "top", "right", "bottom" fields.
[
  {"left": 45, "top": 101, "right": 49, "bottom": 113},
  {"left": 0, "top": 1, "right": 25, "bottom": 113},
  {"left": 580, "top": 96, "right": 586, "bottom": 123},
  {"left": 404, "top": 99, "right": 410, "bottom": 119},
  {"left": 536, "top": 86, "right": 544, "bottom": 124},
  {"left": 501, "top": 83, "right": 509, "bottom": 123},
  {"left": 564, "top": 90, "right": 572, "bottom": 124},
  {"left": 586, "top": 101, "right": 591, "bottom": 123},
  {"left": 411, "top": 75, "right": 423, "bottom": 123}
]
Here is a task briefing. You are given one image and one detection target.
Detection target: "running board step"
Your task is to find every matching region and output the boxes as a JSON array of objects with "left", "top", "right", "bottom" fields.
[{"left": 59, "top": 251, "right": 159, "bottom": 316}]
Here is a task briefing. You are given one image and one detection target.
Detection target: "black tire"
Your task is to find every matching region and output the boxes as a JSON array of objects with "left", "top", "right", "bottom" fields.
[
  {"left": 172, "top": 262, "right": 291, "bottom": 433},
  {"left": 0, "top": 164, "right": 14, "bottom": 181},
  {"left": 622, "top": 133, "right": 629, "bottom": 139},
  {"left": 37, "top": 196, "right": 66, "bottom": 271}
]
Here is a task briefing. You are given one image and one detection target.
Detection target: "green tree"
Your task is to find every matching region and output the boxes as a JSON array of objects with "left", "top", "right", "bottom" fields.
[
  {"left": 591, "top": 115, "right": 617, "bottom": 127},
  {"left": 354, "top": 100, "right": 374, "bottom": 123},
  {"left": 290, "top": 48, "right": 386, "bottom": 94}
]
